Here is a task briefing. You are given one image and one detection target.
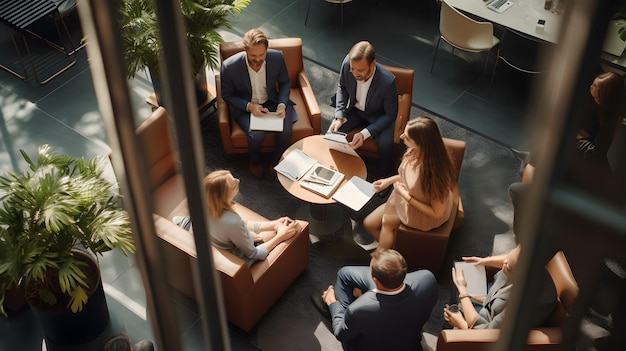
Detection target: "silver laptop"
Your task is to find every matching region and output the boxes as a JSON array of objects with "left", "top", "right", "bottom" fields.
[{"left": 602, "top": 20, "right": 626, "bottom": 57}]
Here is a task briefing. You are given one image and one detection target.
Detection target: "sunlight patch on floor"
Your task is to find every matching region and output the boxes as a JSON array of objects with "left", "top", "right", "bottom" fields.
[{"left": 103, "top": 282, "right": 147, "bottom": 321}]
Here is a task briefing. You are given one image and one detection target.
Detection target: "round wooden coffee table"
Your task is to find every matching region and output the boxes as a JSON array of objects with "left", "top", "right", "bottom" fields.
[{"left": 277, "top": 135, "right": 367, "bottom": 236}]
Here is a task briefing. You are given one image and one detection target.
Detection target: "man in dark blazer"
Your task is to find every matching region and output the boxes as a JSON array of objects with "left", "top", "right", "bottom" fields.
[
  {"left": 311, "top": 248, "right": 438, "bottom": 351},
  {"left": 330, "top": 41, "right": 398, "bottom": 178},
  {"left": 220, "top": 28, "right": 296, "bottom": 178}
]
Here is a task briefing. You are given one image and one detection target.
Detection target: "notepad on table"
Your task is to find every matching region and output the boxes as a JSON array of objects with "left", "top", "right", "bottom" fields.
[
  {"left": 250, "top": 112, "right": 283, "bottom": 132},
  {"left": 333, "top": 176, "right": 376, "bottom": 211},
  {"left": 454, "top": 261, "right": 487, "bottom": 297}
]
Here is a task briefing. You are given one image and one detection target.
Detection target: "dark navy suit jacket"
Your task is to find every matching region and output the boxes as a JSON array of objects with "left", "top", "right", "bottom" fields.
[
  {"left": 335, "top": 55, "right": 398, "bottom": 137},
  {"left": 220, "top": 49, "right": 296, "bottom": 122},
  {"left": 329, "top": 270, "right": 438, "bottom": 351}
]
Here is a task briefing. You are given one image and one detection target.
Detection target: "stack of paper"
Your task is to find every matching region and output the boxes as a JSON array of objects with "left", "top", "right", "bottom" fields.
[
  {"left": 332, "top": 176, "right": 376, "bottom": 211},
  {"left": 273, "top": 149, "right": 318, "bottom": 181},
  {"left": 300, "top": 165, "right": 345, "bottom": 198}
]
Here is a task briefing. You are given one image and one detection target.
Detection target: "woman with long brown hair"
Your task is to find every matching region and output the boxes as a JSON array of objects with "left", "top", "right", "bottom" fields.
[
  {"left": 363, "top": 116, "right": 454, "bottom": 248},
  {"left": 577, "top": 71, "right": 626, "bottom": 160}
]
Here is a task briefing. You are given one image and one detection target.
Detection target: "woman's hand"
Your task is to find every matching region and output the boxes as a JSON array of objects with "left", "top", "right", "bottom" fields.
[
  {"left": 394, "top": 182, "right": 410, "bottom": 201},
  {"left": 372, "top": 179, "right": 387, "bottom": 192},
  {"left": 451, "top": 267, "right": 468, "bottom": 294},
  {"left": 462, "top": 256, "right": 488, "bottom": 266},
  {"left": 275, "top": 219, "right": 300, "bottom": 241},
  {"left": 444, "top": 304, "right": 469, "bottom": 329},
  {"left": 271, "top": 217, "right": 291, "bottom": 230}
]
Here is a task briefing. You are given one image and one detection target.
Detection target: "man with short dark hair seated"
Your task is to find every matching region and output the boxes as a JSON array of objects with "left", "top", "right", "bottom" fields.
[{"left": 311, "top": 248, "right": 437, "bottom": 351}]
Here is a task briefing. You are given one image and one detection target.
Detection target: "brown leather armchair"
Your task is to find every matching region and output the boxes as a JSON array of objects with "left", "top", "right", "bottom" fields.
[
  {"left": 436, "top": 251, "right": 579, "bottom": 351},
  {"left": 393, "top": 137, "right": 466, "bottom": 275},
  {"left": 345, "top": 64, "right": 414, "bottom": 163},
  {"left": 216, "top": 38, "right": 321, "bottom": 154},
  {"left": 137, "top": 107, "right": 310, "bottom": 331}
]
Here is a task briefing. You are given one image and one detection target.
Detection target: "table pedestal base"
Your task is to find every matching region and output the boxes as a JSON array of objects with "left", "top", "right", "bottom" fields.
[{"left": 296, "top": 203, "right": 345, "bottom": 237}]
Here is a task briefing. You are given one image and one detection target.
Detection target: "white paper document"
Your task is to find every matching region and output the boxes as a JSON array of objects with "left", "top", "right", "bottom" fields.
[
  {"left": 454, "top": 261, "right": 487, "bottom": 297},
  {"left": 250, "top": 112, "right": 284, "bottom": 132},
  {"left": 273, "top": 149, "right": 318, "bottom": 181},
  {"left": 323, "top": 132, "right": 359, "bottom": 157},
  {"left": 333, "top": 176, "right": 376, "bottom": 211}
]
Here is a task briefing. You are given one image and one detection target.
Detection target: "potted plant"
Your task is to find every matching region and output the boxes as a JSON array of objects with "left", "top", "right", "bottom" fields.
[
  {"left": 0, "top": 145, "right": 135, "bottom": 346},
  {"left": 119, "top": 0, "right": 250, "bottom": 105}
]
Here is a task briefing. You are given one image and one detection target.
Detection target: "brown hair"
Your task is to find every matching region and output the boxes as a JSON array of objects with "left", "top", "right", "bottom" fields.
[
  {"left": 402, "top": 116, "right": 454, "bottom": 202},
  {"left": 594, "top": 72, "right": 626, "bottom": 111},
  {"left": 592, "top": 72, "right": 626, "bottom": 150},
  {"left": 203, "top": 170, "right": 235, "bottom": 219},
  {"left": 348, "top": 41, "right": 376, "bottom": 65},
  {"left": 243, "top": 28, "right": 269, "bottom": 49},
  {"left": 370, "top": 248, "right": 407, "bottom": 289}
]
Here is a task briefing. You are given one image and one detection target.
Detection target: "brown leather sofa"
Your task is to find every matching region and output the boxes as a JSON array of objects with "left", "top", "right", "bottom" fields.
[
  {"left": 393, "top": 137, "right": 466, "bottom": 275},
  {"left": 216, "top": 37, "right": 321, "bottom": 154},
  {"left": 436, "top": 251, "right": 579, "bottom": 351},
  {"left": 137, "top": 107, "right": 310, "bottom": 331}
]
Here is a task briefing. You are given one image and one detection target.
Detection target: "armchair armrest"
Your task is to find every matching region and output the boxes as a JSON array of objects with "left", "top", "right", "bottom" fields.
[
  {"left": 393, "top": 114, "right": 406, "bottom": 144},
  {"left": 297, "top": 71, "right": 321, "bottom": 134},
  {"left": 215, "top": 73, "right": 235, "bottom": 154},
  {"left": 153, "top": 214, "right": 254, "bottom": 293},
  {"left": 437, "top": 328, "right": 562, "bottom": 351}
]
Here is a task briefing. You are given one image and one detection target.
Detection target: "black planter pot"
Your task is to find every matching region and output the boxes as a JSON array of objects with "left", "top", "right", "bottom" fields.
[
  {"left": 27, "top": 251, "right": 110, "bottom": 346},
  {"left": 2, "top": 286, "right": 27, "bottom": 314}
]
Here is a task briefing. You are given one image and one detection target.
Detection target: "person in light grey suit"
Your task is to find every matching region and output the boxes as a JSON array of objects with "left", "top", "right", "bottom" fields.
[
  {"left": 445, "top": 245, "right": 557, "bottom": 329},
  {"left": 220, "top": 28, "right": 296, "bottom": 178},
  {"left": 329, "top": 41, "right": 398, "bottom": 178},
  {"left": 312, "top": 248, "right": 438, "bottom": 351}
]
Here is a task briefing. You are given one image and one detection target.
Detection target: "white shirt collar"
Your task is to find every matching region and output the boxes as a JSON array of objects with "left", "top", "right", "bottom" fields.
[{"left": 373, "top": 283, "right": 406, "bottom": 295}]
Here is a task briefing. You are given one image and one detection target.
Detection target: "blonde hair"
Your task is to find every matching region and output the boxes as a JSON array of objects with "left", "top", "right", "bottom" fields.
[
  {"left": 203, "top": 170, "right": 235, "bottom": 219},
  {"left": 402, "top": 116, "right": 454, "bottom": 202}
]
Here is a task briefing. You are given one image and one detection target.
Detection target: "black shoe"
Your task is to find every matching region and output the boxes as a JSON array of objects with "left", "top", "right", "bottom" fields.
[
  {"left": 249, "top": 161, "right": 264, "bottom": 179},
  {"left": 310, "top": 294, "right": 331, "bottom": 319}
]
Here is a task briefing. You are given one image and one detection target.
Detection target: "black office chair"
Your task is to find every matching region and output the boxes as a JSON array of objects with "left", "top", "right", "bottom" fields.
[{"left": 490, "top": 29, "right": 555, "bottom": 89}]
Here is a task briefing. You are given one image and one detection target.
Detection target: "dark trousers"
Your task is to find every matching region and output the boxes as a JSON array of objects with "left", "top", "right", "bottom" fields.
[
  {"left": 234, "top": 101, "right": 294, "bottom": 165},
  {"left": 339, "top": 109, "right": 395, "bottom": 178}
]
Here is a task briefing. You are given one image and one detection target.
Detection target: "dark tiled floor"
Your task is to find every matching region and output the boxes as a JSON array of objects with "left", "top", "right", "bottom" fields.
[{"left": 0, "top": 1, "right": 544, "bottom": 350}]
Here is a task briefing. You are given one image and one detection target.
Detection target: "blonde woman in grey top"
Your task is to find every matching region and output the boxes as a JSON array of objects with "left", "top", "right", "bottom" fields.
[{"left": 175, "top": 170, "right": 300, "bottom": 266}]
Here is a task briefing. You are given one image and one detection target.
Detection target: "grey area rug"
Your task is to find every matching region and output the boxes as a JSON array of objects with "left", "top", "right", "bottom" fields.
[{"left": 200, "top": 59, "right": 521, "bottom": 351}]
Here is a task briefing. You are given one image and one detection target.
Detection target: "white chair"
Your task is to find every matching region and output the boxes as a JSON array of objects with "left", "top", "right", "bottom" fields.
[
  {"left": 431, "top": 0, "right": 500, "bottom": 78},
  {"left": 489, "top": 29, "right": 554, "bottom": 89}
]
